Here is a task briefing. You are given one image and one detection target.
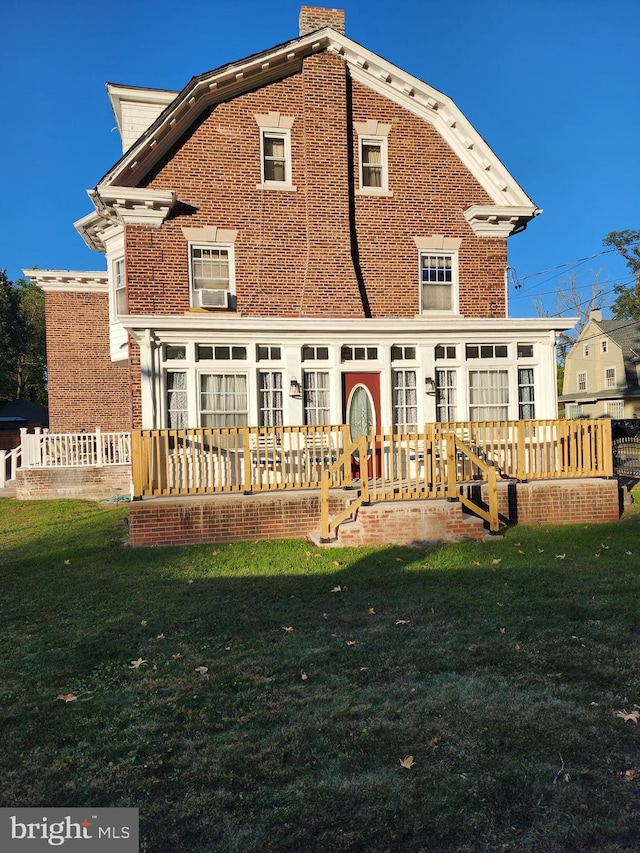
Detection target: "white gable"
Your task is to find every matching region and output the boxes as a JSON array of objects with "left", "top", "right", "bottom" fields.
[{"left": 107, "top": 83, "right": 177, "bottom": 153}]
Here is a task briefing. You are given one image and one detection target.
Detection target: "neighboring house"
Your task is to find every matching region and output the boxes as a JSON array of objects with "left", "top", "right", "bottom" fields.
[
  {"left": 561, "top": 310, "right": 640, "bottom": 420},
  {"left": 26, "top": 6, "right": 572, "bottom": 437},
  {"left": 0, "top": 400, "right": 49, "bottom": 451}
]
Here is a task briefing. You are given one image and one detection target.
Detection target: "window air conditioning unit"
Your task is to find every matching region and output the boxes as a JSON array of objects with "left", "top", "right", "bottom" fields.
[{"left": 196, "top": 289, "right": 228, "bottom": 308}]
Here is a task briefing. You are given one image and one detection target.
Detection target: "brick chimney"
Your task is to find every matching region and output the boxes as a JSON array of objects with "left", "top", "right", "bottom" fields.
[{"left": 299, "top": 6, "right": 345, "bottom": 36}]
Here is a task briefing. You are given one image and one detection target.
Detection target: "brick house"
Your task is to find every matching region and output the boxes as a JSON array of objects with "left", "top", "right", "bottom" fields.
[{"left": 26, "top": 6, "right": 571, "bottom": 438}]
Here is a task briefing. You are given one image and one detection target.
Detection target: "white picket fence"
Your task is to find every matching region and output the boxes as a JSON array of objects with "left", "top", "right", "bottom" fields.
[{"left": 0, "top": 428, "right": 131, "bottom": 488}]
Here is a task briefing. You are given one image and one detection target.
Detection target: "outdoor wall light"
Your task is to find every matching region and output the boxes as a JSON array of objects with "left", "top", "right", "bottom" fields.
[
  {"left": 290, "top": 378, "right": 303, "bottom": 398},
  {"left": 424, "top": 376, "right": 436, "bottom": 394}
]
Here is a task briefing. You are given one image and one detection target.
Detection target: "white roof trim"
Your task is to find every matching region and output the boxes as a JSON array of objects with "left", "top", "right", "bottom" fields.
[
  {"left": 94, "top": 27, "right": 538, "bottom": 226},
  {"left": 122, "top": 314, "right": 576, "bottom": 337},
  {"left": 24, "top": 269, "right": 108, "bottom": 293}
]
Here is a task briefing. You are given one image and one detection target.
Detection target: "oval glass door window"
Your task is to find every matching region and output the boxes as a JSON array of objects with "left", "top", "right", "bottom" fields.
[{"left": 347, "top": 384, "right": 375, "bottom": 445}]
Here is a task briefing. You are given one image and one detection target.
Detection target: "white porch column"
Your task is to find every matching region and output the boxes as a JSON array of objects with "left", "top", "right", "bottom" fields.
[{"left": 139, "top": 330, "right": 160, "bottom": 429}]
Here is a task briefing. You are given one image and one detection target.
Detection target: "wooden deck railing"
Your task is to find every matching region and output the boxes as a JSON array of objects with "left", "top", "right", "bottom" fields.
[
  {"left": 131, "top": 419, "right": 613, "bottom": 500},
  {"left": 131, "top": 425, "right": 350, "bottom": 498}
]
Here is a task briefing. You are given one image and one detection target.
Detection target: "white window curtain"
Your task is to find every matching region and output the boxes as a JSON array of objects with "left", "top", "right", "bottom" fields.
[
  {"left": 392, "top": 370, "right": 417, "bottom": 431},
  {"left": 259, "top": 371, "right": 283, "bottom": 426},
  {"left": 166, "top": 371, "right": 188, "bottom": 429},
  {"left": 468, "top": 370, "right": 509, "bottom": 420},
  {"left": 303, "top": 371, "right": 330, "bottom": 425},
  {"left": 436, "top": 369, "right": 457, "bottom": 422},
  {"left": 362, "top": 141, "right": 383, "bottom": 188},
  {"left": 200, "top": 374, "right": 248, "bottom": 427},
  {"left": 518, "top": 368, "right": 535, "bottom": 419},
  {"left": 263, "top": 133, "right": 286, "bottom": 182}
]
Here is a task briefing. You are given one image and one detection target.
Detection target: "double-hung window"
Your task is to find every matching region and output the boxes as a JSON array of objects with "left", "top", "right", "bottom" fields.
[
  {"left": 577, "top": 371, "right": 587, "bottom": 392},
  {"left": 190, "top": 244, "right": 234, "bottom": 309},
  {"left": 260, "top": 129, "right": 292, "bottom": 186},
  {"left": 605, "top": 367, "right": 616, "bottom": 388},
  {"left": 359, "top": 137, "right": 387, "bottom": 190},
  {"left": 420, "top": 252, "right": 457, "bottom": 313},
  {"left": 113, "top": 258, "right": 126, "bottom": 315}
]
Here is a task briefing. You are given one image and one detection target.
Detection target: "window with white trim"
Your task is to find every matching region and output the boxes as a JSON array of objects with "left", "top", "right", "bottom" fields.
[
  {"left": 189, "top": 244, "right": 235, "bottom": 309},
  {"left": 583, "top": 344, "right": 590, "bottom": 357},
  {"left": 468, "top": 370, "right": 509, "bottom": 420},
  {"left": 577, "top": 371, "right": 587, "bottom": 391},
  {"left": 601, "top": 339, "right": 608, "bottom": 353},
  {"left": 435, "top": 369, "right": 457, "bottom": 422},
  {"left": 303, "top": 371, "right": 330, "bottom": 425},
  {"left": 605, "top": 367, "right": 616, "bottom": 388},
  {"left": 518, "top": 368, "right": 535, "bottom": 419},
  {"left": 435, "top": 344, "right": 457, "bottom": 360},
  {"left": 420, "top": 252, "right": 457, "bottom": 313},
  {"left": 166, "top": 371, "right": 188, "bottom": 429},
  {"left": 200, "top": 373, "right": 248, "bottom": 427},
  {"left": 113, "top": 258, "right": 126, "bottom": 315},
  {"left": 605, "top": 400, "right": 624, "bottom": 418},
  {"left": 261, "top": 129, "right": 291, "bottom": 185},
  {"left": 258, "top": 371, "right": 283, "bottom": 427},
  {"left": 567, "top": 403, "right": 584, "bottom": 419},
  {"left": 359, "top": 136, "right": 387, "bottom": 190},
  {"left": 392, "top": 370, "right": 417, "bottom": 432}
]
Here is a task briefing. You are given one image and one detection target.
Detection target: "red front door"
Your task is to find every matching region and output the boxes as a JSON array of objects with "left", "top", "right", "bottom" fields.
[{"left": 343, "top": 372, "right": 381, "bottom": 477}]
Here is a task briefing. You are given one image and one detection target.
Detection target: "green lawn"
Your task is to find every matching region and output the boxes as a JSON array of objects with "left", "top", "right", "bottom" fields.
[{"left": 0, "top": 496, "right": 638, "bottom": 852}]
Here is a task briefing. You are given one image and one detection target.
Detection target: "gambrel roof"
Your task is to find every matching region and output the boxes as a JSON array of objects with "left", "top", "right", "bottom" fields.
[{"left": 77, "top": 20, "right": 540, "bottom": 250}]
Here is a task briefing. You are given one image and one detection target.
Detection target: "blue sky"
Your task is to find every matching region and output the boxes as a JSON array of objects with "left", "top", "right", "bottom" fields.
[{"left": 1, "top": 0, "right": 638, "bottom": 320}]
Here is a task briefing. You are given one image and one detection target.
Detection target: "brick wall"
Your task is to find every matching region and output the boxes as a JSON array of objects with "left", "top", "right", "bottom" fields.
[
  {"left": 16, "top": 465, "right": 131, "bottom": 501},
  {"left": 127, "top": 50, "right": 505, "bottom": 323},
  {"left": 44, "top": 291, "right": 130, "bottom": 432},
  {"left": 468, "top": 478, "right": 621, "bottom": 526},
  {"left": 128, "top": 491, "right": 349, "bottom": 547}
]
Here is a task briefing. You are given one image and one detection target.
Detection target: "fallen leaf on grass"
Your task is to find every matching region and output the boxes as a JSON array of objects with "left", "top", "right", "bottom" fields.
[
  {"left": 626, "top": 550, "right": 633, "bottom": 555},
  {"left": 301, "top": 672, "right": 309, "bottom": 681},
  {"left": 514, "top": 644, "right": 522, "bottom": 652},
  {"left": 368, "top": 607, "right": 376, "bottom": 615},
  {"left": 499, "top": 627, "right": 506, "bottom": 634},
  {"left": 57, "top": 693, "right": 78, "bottom": 702},
  {"left": 620, "top": 769, "right": 638, "bottom": 781},
  {"left": 491, "top": 558, "right": 501, "bottom": 565},
  {"left": 556, "top": 554, "right": 566, "bottom": 559},
  {"left": 172, "top": 653, "right": 181, "bottom": 660},
  {"left": 518, "top": 549, "right": 525, "bottom": 555},
  {"left": 537, "top": 548, "right": 544, "bottom": 553},
  {"left": 399, "top": 755, "right": 415, "bottom": 769},
  {"left": 345, "top": 640, "right": 357, "bottom": 646},
  {"left": 129, "top": 658, "right": 147, "bottom": 669},
  {"left": 194, "top": 666, "right": 209, "bottom": 676},
  {"left": 63, "top": 559, "right": 71, "bottom": 565},
  {"left": 473, "top": 561, "right": 481, "bottom": 566},
  {"left": 428, "top": 737, "right": 440, "bottom": 747},
  {"left": 614, "top": 709, "right": 640, "bottom": 723},
  {"left": 395, "top": 619, "right": 411, "bottom": 625},
  {"left": 140, "top": 620, "right": 147, "bottom": 626},
  {"left": 330, "top": 585, "right": 342, "bottom": 593},
  {"left": 283, "top": 626, "right": 294, "bottom": 633}
]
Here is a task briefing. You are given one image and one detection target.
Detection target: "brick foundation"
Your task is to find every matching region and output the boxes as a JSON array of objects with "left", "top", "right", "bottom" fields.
[
  {"left": 465, "top": 478, "right": 621, "bottom": 526},
  {"left": 16, "top": 466, "right": 132, "bottom": 501},
  {"left": 128, "top": 491, "right": 350, "bottom": 547},
  {"left": 126, "top": 477, "right": 621, "bottom": 548}
]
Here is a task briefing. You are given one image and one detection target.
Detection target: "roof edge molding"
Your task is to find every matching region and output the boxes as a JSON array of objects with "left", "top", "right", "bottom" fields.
[
  {"left": 24, "top": 269, "right": 108, "bottom": 293},
  {"left": 107, "top": 83, "right": 178, "bottom": 153},
  {"left": 95, "top": 28, "right": 538, "bottom": 218},
  {"left": 464, "top": 204, "right": 542, "bottom": 237}
]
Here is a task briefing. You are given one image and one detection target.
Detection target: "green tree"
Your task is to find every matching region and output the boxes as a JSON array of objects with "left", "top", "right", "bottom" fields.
[
  {"left": 604, "top": 229, "right": 640, "bottom": 319},
  {"left": 0, "top": 270, "right": 47, "bottom": 405}
]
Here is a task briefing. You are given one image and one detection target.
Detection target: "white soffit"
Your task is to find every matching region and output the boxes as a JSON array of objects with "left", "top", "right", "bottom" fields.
[{"left": 95, "top": 28, "right": 539, "bottom": 218}]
